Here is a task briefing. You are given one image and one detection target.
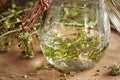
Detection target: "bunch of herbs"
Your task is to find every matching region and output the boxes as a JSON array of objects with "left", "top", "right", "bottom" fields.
[{"left": 0, "top": 0, "right": 41, "bottom": 58}]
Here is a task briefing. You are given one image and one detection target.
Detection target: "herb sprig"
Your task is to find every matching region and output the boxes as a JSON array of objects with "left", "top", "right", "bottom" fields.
[
  {"left": 108, "top": 64, "right": 120, "bottom": 76},
  {"left": 0, "top": 0, "right": 41, "bottom": 58}
]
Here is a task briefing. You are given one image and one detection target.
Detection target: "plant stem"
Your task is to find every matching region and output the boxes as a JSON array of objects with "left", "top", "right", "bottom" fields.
[
  {"left": 0, "top": 28, "right": 21, "bottom": 38},
  {"left": 0, "top": 8, "right": 30, "bottom": 22}
]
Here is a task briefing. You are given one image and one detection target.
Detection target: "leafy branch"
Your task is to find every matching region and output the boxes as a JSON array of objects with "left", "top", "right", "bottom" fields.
[{"left": 0, "top": 0, "right": 41, "bottom": 58}]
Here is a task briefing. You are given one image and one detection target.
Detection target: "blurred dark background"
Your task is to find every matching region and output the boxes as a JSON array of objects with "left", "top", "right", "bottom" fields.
[{"left": 0, "top": 0, "right": 30, "bottom": 10}]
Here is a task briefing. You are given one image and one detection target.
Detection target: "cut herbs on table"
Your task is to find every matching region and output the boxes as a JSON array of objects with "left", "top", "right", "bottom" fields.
[
  {"left": 0, "top": 0, "right": 41, "bottom": 58},
  {"left": 108, "top": 64, "right": 120, "bottom": 76}
]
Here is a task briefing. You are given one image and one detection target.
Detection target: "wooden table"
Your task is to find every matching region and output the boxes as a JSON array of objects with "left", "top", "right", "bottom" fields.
[{"left": 0, "top": 29, "right": 120, "bottom": 80}]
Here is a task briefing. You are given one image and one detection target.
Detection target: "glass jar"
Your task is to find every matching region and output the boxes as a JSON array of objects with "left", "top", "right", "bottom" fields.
[
  {"left": 40, "top": 0, "right": 110, "bottom": 71},
  {"left": 107, "top": 0, "right": 120, "bottom": 33}
]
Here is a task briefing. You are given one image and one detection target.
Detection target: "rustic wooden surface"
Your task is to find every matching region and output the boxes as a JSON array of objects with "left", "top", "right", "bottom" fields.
[{"left": 0, "top": 30, "right": 120, "bottom": 80}]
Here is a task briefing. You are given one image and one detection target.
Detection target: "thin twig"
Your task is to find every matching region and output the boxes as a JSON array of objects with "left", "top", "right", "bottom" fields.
[
  {"left": 0, "top": 28, "right": 21, "bottom": 38},
  {"left": 0, "top": 8, "right": 30, "bottom": 22}
]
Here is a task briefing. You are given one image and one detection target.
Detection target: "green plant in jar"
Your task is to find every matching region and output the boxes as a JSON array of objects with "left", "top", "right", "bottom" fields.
[
  {"left": 22, "top": 0, "right": 110, "bottom": 71},
  {"left": 39, "top": 0, "right": 110, "bottom": 71}
]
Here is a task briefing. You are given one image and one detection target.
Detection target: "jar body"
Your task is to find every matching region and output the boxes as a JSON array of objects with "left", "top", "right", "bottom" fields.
[
  {"left": 40, "top": 0, "right": 110, "bottom": 70},
  {"left": 107, "top": 0, "right": 120, "bottom": 33}
]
